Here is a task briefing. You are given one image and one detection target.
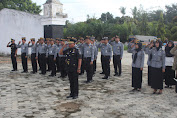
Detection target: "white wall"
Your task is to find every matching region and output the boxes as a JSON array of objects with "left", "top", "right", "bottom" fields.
[{"left": 0, "top": 8, "right": 44, "bottom": 55}]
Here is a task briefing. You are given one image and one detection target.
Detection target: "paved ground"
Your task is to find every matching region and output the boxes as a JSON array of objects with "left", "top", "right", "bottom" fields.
[{"left": 0, "top": 51, "right": 177, "bottom": 118}]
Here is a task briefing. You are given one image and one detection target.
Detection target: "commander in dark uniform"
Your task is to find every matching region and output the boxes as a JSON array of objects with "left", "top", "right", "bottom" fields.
[
  {"left": 60, "top": 38, "right": 82, "bottom": 99},
  {"left": 7, "top": 39, "right": 18, "bottom": 71}
]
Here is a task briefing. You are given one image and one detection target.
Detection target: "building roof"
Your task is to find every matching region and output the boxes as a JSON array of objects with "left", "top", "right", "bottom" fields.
[
  {"left": 45, "top": 0, "right": 63, "bottom": 5},
  {"left": 135, "top": 35, "right": 157, "bottom": 42}
]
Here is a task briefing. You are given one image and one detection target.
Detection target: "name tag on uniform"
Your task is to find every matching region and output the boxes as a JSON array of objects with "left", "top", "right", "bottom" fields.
[
  {"left": 105, "top": 50, "right": 107, "bottom": 53},
  {"left": 87, "top": 51, "right": 89, "bottom": 53}
]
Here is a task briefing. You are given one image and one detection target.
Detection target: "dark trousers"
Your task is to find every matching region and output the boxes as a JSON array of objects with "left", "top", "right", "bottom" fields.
[
  {"left": 68, "top": 70, "right": 79, "bottom": 97},
  {"left": 151, "top": 67, "right": 163, "bottom": 90},
  {"left": 81, "top": 55, "right": 85, "bottom": 74},
  {"left": 132, "top": 67, "right": 142, "bottom": 89},
  {"left": 113, "top": 55, "right": 122, "bottom": 75},
  {"left": 21, "top": 53, "right": 28, "bottom": 72},
  {"left": 11, "top": 54, "right": 17, "bottom": 70},
  {"left": 31, "top": 53, "right": 37, "bottom": 73},
  {"left": 39, "top": 54, "right": 46, "bottom": 74},
  {"left": 101, "top": 55, "right": 104, "bottom": 73},
  {"left": 60, "top": 57, "right": 67, "bottom": 77},
  {"left": 148, "top": 66, "right": 152, "bottom": 86},
  {"left": 46, "top": 56, "right": 51, "bottom": 71},
  {"left": 102, "top": 56, "right": 110, "bottom": 77},
  {"left": 93, "top": 59, "right": 97, "bottom": 73},
  {"left": 38, "top": 54, "right": 41, "bottom": 70},
  {"left": 84, "top": 57, "right": 93, "bottom": 82},
  {"left": 49, "top": 55, "right": 56, "bottom": 75},
  {"left": 56, "top": 55, "right": 60, "bottom": 72}
]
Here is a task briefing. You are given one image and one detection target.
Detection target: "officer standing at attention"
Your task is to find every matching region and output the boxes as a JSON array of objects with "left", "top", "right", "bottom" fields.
[
  {"left": 7, "top": 39, "right": 18, "bottom": 71},
  {"left": 36, "top": 38, "right": 48, "bottom": 75},
  {"left": 17, "top": 37, "right": 28, "bottom": 73},
  {"left": 82, "top": 36, "right": 94, "bottom": 83},
  {"left": 60, "top": 38, "right": 82, "bottom": 99},
  {"left": 46, "top": 38, "right": 51, "bottom": 71},
  {"left": 109, "top": 36, "right": 124, "bottom": 76},
  {"left": 77, "top": 37, "right": 85, "bottom": 75},
  {"left": 58, "top": 39, "right": 68, "bottom": 78},
  {"left": 97, "top": 37, "right": 112, "bottom": 79},
  {"left": 47, "top": 39, "right": 57, "bottom": 77},
  {"left": 90, "top": 37, "right": 98, "bottom": 75},
  {"left": 55, "top": 38, "right": 61, "bottom": 72},
  {"left": 28, "top": 38, "right": 38, "bottom": 74}
]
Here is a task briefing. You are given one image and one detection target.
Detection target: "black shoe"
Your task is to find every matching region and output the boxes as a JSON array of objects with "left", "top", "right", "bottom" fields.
[
  {"left": 118, "top": 74, "right": 121, "bottom": 77},
  {"left": 72, "top": 96, "right": 78, "bottom": 99},
  {"left": 100, "top": 72, "right": 104, "bottom": 74},
  {"left": 114, "top": 73, "right": 118, "bottom": 76},
  {"left": 130, "top": 88, "right": 137, "bottom": 92},
  {"left": 66, "top": 95, "right": 73, "bottom": 99},
  {"left": 49, "top": 74, "right": 56, "bottom": 77},
  {"left": 102, "top": 76, "right": 108, "bottom": 79},
  {"left": 11, "top": 70, "right": 16, "bottom": 71},
  {"left": 21, "top": 71, "right": 26, "bottom": 73},
  {"left": 42, "top": 73, "right": 46, "bottom": 75},
  {"left": 30, "top": 71, "right": 36, "bottom": 74},
  {"left": 165, "top": 85, "right": 169, "bottom": 88}
]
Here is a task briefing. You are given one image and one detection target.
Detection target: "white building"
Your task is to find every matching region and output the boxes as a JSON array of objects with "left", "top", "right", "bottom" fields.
[{"left": 0, "top": 0, "right": 67, "bottom": 55}]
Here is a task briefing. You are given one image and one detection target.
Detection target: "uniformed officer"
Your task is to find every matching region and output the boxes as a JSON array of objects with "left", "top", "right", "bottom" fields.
[
  {"left": 60, "top": 38, "right": 82, "bottom": 99},
  {"left": 131, "top": 42, "right": 145, "bottom": 92},
  {"left": 128, "top": 38, "right": 137, "bottom": 53},
  {"left": 36, "top": 38, "right": 48, "bottom": 75},
  {"left": 97, "top": 37, "right": 112, "bottom": 79},
  {"left": 82, "top": 36, "right": 94, "bottom": 83},
  {"left": 55, "top": 38, "right": 61, "bottom": 72},
  {"left": 58, "top": 38, "right": 68, "bottom": 78},
  {"left": 17, "top": 37, "right": 28, "bottom": 73},
  {"left": 90, "top": 37, "right": 98, "bottom": 75},
  {"left": 28, "top": 38, "right": 38, "bottom": 74},
  {"left": 109, "top": 36, "right": 124, "bottom": 76},
  {"left": 46, "top": 38, "right": 51, "bottom": 71},
  {"left": 7, "top": 39, "right": 18, "bottom": 71},
  {"left": 77, "top": 37, "right": 85, "bottom": 75},
  {"left": 37, "top": 38, "right": 42, "bottom": 70},
  {"left": 148, "top": 40, "right": 165, "bottom": 94},
  {"left": 47, "top": 39, "right": 57, "bottom": 77}
]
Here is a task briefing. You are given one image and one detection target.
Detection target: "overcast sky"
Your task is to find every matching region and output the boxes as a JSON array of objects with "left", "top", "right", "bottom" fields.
[{"left": 32, "top": 0, "right": 177, "bottom": 23}]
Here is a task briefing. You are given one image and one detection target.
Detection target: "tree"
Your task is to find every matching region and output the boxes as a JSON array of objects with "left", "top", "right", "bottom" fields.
[
  {"left": 131, "top": 7, "right": 138, "bottom": 19},
  {"left": 119, "top": 7, "right": 126, "bottom": 16},
  {"left": 0, "top": 0, "right": 42, "bottom": 14},
  {"left": 100, "top": 12, "right": 114, "bottom": 23},
  {"left": 165, "top": 4, "right": 177, "bottom": 23},
  {"left": 156, "top": 12, "right": 166, "bottom": 41}
]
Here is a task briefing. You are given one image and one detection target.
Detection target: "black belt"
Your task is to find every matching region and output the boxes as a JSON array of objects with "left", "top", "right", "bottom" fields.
[
  {"left": 102, "top": 55, "right": 110, "bottom": 57},
  {"left": 84, "top": 57, "right": 91, "bottom": 59}
]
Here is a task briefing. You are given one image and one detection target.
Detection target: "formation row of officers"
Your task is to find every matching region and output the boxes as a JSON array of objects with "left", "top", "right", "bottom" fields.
[
  {"left": 7, "top": 36, "right": 176, "bottom": 99},
  {"left": 7, "top": 36, "right": 123, "bottom": 99}
]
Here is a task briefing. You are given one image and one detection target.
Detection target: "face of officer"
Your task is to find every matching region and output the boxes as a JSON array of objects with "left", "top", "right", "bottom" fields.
[
  {"left": 91, "top": 40, "right": 94, "bottom": 44},
  {"left": 69, "top": 43, "right": 75, "bottom": 48},
  {"left": 85, "top": 38, "right": 90, "bottom": 44},
  {"left": 115, "top": 37, "right": 120, "bottom": 42},
  {"left": 50, "top": 41, "right": 54, "bottom": 45},
  {"left": 168, "top": 42, "right": 173, "bottom": 47},
  {"left": 56, "top": 40, "right": 59, "bottom": 44},
  {"left": 12, "top": 40, "right": 15, "bottom": 44},
  {"left": 155, "top": 42, "right": 160, "bottom": 48},
  {"left": 41, "top": 40, "right": 44, "bottom": 44},
  {"left": 61, "top": 41, "right": 65, "bottom": 45},
  {"left": 32, "top": 40, "right": 35, "bottom": 45},
  {"left": 22, "top": 39, "right": 26, "bottom": 44},
  {"left": 47, "top": 40, "right": 50, "bottom": 44},
  {"left": 104, "top": 39, "right": 108, "bottom": 44},
  {"left": 135, "top": 44, "right": 139, "bottom": 49}
]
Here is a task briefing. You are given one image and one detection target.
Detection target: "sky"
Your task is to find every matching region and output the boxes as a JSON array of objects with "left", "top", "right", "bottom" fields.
[{"left": 32, "top": 0, "right": 177, "bottom": 23}]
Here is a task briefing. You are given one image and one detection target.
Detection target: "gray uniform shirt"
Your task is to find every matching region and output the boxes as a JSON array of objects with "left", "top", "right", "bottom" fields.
[
  {"left": 17, "top": 43, "right": 28, "bottom": 55},
  {"left": 145, "top": 47, "right": 153, "bottom": 66},
  {"left": 77, "top": 43, "right": 84, "bottom": 55},
  {"left": 48, "top": 44, "right": 57, "bottom": 59},
  {"left": 83, "top": 43, "right": 94, "bottom": 62},
  {"left": 97, "top": 43, "right": 112, "bottom": 59},
  {"left": 132, "top": 50, "right": 145, "bottom": 68},
  {"left": 37, "top": 43, "right": 48, "bottom": 56},
  {"left": 93, "top": 44, "right": 98, "bottom": 60},
  {"left": 28, "top": 44, "right": 37, "bottom": 55},
  {"left": 109, "top": 41, "right": 124, "bottom": 58},
  {"left": 149, "top": 48, "right": 165, "bottom": 69}
]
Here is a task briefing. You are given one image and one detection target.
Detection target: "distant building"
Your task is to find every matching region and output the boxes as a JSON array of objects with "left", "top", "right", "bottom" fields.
[
  {"left": 0, "top": 0, "right": 67, "bottom": 54},
  {"left": 132, "top": 35, "right": 157, "bottom": 42}
]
